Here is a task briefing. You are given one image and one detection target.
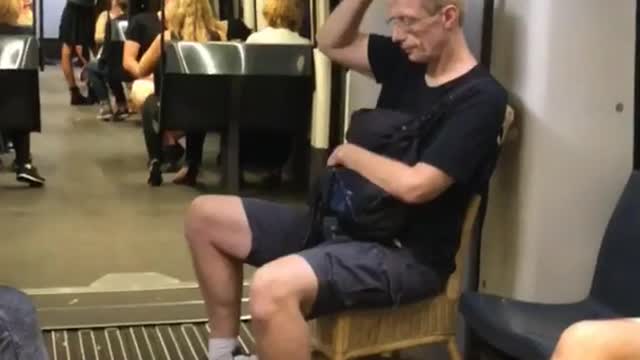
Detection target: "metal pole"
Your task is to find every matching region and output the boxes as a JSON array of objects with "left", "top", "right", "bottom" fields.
[
  {"left": 480, "top": 0, "right": 494, "bottom": 68},
  {"left": 37, "top": 0, "right": 44, "bottom": 69},
  {"left": 310, "top": 0, "right": 316, "bottom": 45},
  {"left": 635, "top": 0, "right": 639, "bottom": 170}
]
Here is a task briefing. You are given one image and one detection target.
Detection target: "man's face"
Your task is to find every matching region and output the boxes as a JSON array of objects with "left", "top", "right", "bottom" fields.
[{"left": 387, "top": 0, "right": 449, "bottom": 63}]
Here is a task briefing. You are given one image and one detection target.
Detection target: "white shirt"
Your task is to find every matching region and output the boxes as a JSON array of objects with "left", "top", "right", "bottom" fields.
[{"left": 246, "top": 27, "right": 311, "bottom": 45}]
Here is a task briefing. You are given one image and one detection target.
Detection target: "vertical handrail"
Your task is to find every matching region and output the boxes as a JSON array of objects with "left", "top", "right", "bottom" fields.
[
  {"left": 310, "top": 0, "right": 316, "bottom": 46},
  {"left": 37, "top": 0, "right": 43, "bottom": 69},
  {"left": 480, "top": 0, "right": 494, "bottom": 68},
  {"left": 635, "top": 0, "right": 639, "bottom": 170}
]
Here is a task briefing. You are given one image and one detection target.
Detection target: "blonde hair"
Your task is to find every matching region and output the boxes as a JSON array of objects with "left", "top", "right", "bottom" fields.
[
  {"left": 166, "top": 0, "right": 226, "bottom": 42},
  {"left": 262, "top": 0, "right": 303, "bottom": 32},
  {"left": 425, "top": 0, "right": 465, "bottom": 25},
  {"left": 0, "top": 0, "right": 21, "bottom": 25}
]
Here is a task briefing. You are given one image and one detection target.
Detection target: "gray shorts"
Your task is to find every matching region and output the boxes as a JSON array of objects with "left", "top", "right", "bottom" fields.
[{"left": 242, "top": 198, "right": 444, "bottom": 319}]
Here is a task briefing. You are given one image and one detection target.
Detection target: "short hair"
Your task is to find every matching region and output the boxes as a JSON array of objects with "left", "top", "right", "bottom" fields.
[
  {"left": 262, "top": 0, "right": 303, "bottom": 32},
  {"left": 0, "top": 0, "right": 21, "bottom": 25},
  {"left": 424, "top": 0, "right": 465, "bottom": 25}
]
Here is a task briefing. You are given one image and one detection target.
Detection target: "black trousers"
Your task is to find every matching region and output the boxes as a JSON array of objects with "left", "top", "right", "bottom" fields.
[
  {"left": 141, "top": 95, "right": 205, "bottom": 167},
  {"left": 5, "top": 131, "right": 30, "bottom": 166}
]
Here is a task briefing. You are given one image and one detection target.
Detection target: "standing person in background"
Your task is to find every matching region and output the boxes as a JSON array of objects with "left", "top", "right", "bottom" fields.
[
  {"left": 59, "top": 0, "right": 97, "bottom": 105},
  {"left": 0, "top": 0, "right": 46, "bottom": 186}
]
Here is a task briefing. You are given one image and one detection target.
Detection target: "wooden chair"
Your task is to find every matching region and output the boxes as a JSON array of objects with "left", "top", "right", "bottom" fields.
[{"left": 310, "top": 106, "right": 515, "bottom": 360}]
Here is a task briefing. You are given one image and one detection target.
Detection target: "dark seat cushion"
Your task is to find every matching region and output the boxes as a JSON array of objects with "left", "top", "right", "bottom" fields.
[{"left": 460, "top": 293, "right": 619, "bottom": 360}]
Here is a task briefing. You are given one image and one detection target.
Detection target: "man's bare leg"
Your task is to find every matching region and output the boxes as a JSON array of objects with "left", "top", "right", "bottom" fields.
[
  {"left": 551, "top": 319, "right": 640, "bottom": 360},
  {"left": 184, "top": 196, "right": 252, "bottom": 357},
  {"left": 249, "top": 255, "right": 318, "bottom": 360}
]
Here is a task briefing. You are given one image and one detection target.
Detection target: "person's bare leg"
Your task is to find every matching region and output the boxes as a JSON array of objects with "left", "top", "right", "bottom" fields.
[
  {"left": 551, "top": 319, "right": 640, "bottom": 360},
  {"left": 61, "top": 44, "right": 76, "bottom": 87},
  {"left": 74, "top": 45, "right": 88, "bottom": 66},
  {"left": 184, "top": 196, "right": 252, "bottom": 338},
  {"left": 249, "top": 255, "right": 319, "bottom": 360}
]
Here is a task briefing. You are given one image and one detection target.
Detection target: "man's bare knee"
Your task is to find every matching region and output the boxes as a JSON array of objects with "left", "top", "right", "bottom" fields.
[
  {"left": 184, "top": 195, "right": 252, "bottom": 258},
  {"left": 249, "top": 257, "right": 318, "bottom": 322},
  {"left": 249, "top": 268, "right": 293, "bottom": 322},
  {"left": 553, "top": 321, "right": 601, "bottom": 359}
]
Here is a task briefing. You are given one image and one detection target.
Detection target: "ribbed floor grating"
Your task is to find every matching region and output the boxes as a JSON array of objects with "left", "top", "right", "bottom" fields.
[{"left": 43, "top": 322, "right": 255, "bottom": 360}]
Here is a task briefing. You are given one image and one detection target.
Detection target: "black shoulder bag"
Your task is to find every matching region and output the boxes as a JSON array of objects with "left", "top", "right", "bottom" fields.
[{"left": 307, "top": 77, "right": 491, "bottom": 245}]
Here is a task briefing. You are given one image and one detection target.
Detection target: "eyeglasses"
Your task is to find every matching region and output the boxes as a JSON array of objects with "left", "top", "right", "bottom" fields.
[
  {"left": 386, "top": 16, "right": 423, "bottom": 30},
  {"left": 386, "top": 8, "right": 444, "bottom": 31}
]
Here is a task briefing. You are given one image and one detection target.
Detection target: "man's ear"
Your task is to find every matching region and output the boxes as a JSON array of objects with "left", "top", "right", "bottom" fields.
[{"left": 441, "top": 5, "right": 460, "bottom": 29}]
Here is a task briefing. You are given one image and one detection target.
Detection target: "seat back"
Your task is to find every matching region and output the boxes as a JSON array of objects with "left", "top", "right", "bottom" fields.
[
  {"left": 162, "top": 41, "right": 238, "bottom": 131},
  {"left": 0, "top": 35, "right": 40, "bottom": 132},
  {"left": 447, "top": 106, "right": 515, "bottom": 299},
  {"left": 236, "top": 45, "right": 313, "bottom": 170},
  {"left": 446, "top": 195, "right": 483, "bottom": 299},
  {"left": 238, "top": 75, "right": 313, "bottom": 134},
  {"left": 162, "top": 42, "right": 313, "bottom": 134},
  {"left": 0, "top": 35, "right": 39, "bottom": 70},
  {"left": 589, "top": 171, "right": 640, "bottom": 316}
]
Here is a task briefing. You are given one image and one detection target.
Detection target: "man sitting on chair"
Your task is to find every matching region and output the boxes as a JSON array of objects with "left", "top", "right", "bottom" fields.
[{"left": 183, "top": 0, "right": 507, "bottom": 359}]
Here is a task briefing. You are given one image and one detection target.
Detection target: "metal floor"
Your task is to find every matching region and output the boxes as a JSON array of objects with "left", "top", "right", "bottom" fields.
[{"left": 43, "top": 322, "right": 255, "bottom": 360}]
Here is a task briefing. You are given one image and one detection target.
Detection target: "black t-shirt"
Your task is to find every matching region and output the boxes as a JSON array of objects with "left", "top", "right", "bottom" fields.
[
  {"left": 368, "top": 34, "right": 508, "bottom": 279},
  {"left": 125, "top": 12, "right": 162, "bottom": 61}
]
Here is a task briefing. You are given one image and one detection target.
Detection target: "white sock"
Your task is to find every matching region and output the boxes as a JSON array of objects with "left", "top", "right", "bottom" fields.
[
  {"left": 208, "top": 338, "right": 238, "bottom": 360},
  {"left": 234, "top": 355, "right": 258, "bottom": 360}
]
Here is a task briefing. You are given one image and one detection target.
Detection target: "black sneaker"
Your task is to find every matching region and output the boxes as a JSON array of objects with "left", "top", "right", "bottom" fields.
[
  {"left": 16, "top": 164, "right": 45, "bottom": 187},
  {"left": 232, "top": 346, "right": 250, "bottom": 357},
  {"left": 162, "top": 144, "right": 185, "bottom": 173},
  {"left": 11, "top": 154, "right": 32, "bottom": 172},
  {"left": 147, "top": 160, "right": 163, "bottom": 187},
  {"left": 112, "top": 108, "right": 129, "bottom": 122}
]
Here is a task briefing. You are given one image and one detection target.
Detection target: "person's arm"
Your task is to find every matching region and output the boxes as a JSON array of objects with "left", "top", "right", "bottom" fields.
[
  {"left": 128, "top": 32, "right": 166, "bottom": 78},
  {"left": 328, "top": 144, "right": 453, "bottom": 204},
  {"left": 316, "top": 0, "right": 373, "bottom": 76},
  {"left": 123, "top": 40, "right": 142, "bottom": 77},
  {"left": 329, "top": 88, "right": 507, "bottom": 204},
  {"left": 123, "top": 35, "right": 161, "bottom": 79},
  {"left": 94, "top": 11, "right": 108, "bottom": 46}
]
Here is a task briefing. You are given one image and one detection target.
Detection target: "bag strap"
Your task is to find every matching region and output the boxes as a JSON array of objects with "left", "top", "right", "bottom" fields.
[{"left": 418, "top": 76, "right": 493, "bottom": 137}]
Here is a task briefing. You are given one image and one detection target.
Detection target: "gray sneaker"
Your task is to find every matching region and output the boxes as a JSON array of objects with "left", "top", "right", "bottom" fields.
[{"left": 97, "top": 105, "right": 113, "bottom": 121}]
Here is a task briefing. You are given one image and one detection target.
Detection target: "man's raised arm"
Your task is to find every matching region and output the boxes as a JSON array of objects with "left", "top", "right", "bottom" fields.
[{"left": 316, "top": 0, "right": 374, "bottom": 77}]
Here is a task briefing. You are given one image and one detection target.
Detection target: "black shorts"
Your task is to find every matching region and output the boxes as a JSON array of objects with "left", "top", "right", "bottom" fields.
[
  {"left": 59, "top": 2, "right": 95, "bottom": 47},
  {"left": 242, "top": 198, "right": 444, "bottom": 319}
]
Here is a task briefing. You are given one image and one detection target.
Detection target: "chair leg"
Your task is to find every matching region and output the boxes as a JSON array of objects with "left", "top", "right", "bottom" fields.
[{"left": 448, "top": 338, "right": 461, "bottom": 360}]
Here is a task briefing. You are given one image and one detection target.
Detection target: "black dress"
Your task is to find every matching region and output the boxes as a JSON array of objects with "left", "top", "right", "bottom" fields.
[{"left": 59, "top": 0, "right": 96, "bottom": 47}]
